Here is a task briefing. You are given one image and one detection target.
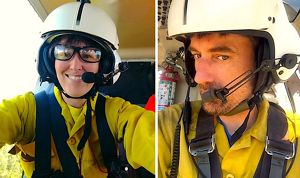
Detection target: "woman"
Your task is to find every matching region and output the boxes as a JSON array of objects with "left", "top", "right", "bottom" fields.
[{"left": 0, "top": 2, "right": 154, "bottom": 178}]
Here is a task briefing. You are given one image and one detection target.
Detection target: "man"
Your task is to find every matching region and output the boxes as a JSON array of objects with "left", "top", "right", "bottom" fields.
[{"left": 158, "top": 0, "right": 300, "bottom": 177}]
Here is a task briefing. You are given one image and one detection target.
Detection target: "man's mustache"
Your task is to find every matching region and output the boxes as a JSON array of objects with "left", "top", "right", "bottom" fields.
[{"left": 199, "top": 83, "right": 222, "bottom": 93}]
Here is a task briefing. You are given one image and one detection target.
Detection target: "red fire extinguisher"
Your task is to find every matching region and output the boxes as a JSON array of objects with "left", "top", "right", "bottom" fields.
[{"left": 158, "top": 65, "right": 180, "bottom": 111}]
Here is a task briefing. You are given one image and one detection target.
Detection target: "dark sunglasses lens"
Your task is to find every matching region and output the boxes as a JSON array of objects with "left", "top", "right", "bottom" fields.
[
  {"left": 80, "top": 47, "right": 102, "bottom": 62},
  {"left": 54, "top": 45, "right": 74, "bottom": 60}
]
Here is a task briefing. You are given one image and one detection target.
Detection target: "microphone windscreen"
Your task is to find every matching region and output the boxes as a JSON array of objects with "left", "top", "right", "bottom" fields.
[
  {"left": 201, "top": 90, "right": 217, "bottom": 103},
  {"left": 82, "top": 72, "right": 96, "bottom": 83}
]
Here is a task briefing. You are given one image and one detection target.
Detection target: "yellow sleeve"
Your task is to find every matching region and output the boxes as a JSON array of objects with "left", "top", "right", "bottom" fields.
[
  {"left": 0, "top": 92, "right": 36, "bottom": 147},
  {"left": 286, "top": 110, "right": 300, "bottom": 177},
  {"left": 285, "top": 111, "right": 300, "bottom": 140},
  {"left": 158, "top": 101, "right": 201, "bottom": 178},
  {"left": 158, "top": 109, "right": 172, "bottom": 178},
  {"left": 158, "top": 105, "right": 183, "bottom": 178},
  {"left": 105, "top": 96, "right": 155, "bottom": 174}
]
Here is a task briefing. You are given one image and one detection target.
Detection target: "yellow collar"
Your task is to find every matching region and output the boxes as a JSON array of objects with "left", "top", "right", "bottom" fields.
[{"left": 53, "top": 86, "right": 98, "bottom": 136}]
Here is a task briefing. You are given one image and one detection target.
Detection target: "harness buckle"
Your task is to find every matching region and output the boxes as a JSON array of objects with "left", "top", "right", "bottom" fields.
[
  {"left": 189, "top": 134, "right": 216, "bottom": 156},
  {"left": 265, "top": 136, "right": 295, "bottom": 160}
]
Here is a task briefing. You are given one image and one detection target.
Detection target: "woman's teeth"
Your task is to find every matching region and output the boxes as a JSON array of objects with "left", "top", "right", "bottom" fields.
[{"left": 68, "top": 75, "right": 82, "bottom": 80}]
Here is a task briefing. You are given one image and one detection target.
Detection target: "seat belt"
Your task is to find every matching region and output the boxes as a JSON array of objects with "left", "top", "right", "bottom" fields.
[
  {"left": 33, "top": 91, "right": 82, "bottom": 178},
  {"left": 254, "top": 102, "right": 295, "bottom": 178},
  {"left": 188, "top": 109, "right": 222, "bottom": 178},
  {"left": 32, "top": 91, "right": 52, "bottom": 177}
]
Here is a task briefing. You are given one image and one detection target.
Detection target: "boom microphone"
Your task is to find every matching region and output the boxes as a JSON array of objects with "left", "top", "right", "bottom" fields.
[
  {"left": 82, "top": 72, "right": 104, "bottom": 84},
  {"left": 82, "top": 62, "right": 129, "bottom": 85},
  {"left": 201, "top": 88, "right": 229, "bottom": 103}
]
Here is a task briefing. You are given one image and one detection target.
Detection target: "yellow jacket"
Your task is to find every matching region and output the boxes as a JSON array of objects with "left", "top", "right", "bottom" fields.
[
  {"left": 0, "top": 87, "right": 155, "bottom": 177},
  {"left": 158, "top": 99, "right": 300, "bottom": 178}
]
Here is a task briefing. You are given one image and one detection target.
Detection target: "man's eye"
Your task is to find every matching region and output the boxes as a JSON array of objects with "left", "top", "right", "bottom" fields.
[
  {"left": 216, "top": 55, "right": 229, "bottom": 61},
  {"left": 192, "top": 54, "right": 201, "bottom": 60}
]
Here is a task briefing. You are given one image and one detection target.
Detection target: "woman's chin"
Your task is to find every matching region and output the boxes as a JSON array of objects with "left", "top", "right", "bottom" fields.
[
  {"left": 60, "top": 83, "right": 94, "bottom": 98},
  {"left": 63, "top": 89, "right": 89, "bottom": 98}
]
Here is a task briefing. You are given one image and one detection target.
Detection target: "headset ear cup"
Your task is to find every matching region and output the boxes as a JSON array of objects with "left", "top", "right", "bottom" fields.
[
  {"left": 184, "top": 50, "right": 197, "bottom": 87},
  {"left": 38, "top": 44, "right": 54, "bottom": 82},
  {"left": 254, "top": 71, "right": 273, "bottom": 94},
  {"left": 253, "top": 39, "right": 273, "bottom": 94},
  {"left": 100, "top": 53, "right": 113, "bottom": 74},
  {"left": 99, "top": 42, "right": 115, "bottom": 75},
  {"left": 43, "top": 45, "right": 56, "bottom": 80},
  {"left": 98, "top": 49, "right": 117, "bottom": 86},
  {"left": 37, "top": 45, "right": 47, "bottom": 81}
]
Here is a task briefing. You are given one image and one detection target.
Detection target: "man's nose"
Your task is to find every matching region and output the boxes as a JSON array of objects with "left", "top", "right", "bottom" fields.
[{"left": 194, "top": 58, "right": 214, "bottom": 85}]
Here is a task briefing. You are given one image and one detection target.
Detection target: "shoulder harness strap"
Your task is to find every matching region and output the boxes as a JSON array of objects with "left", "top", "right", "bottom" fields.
[
  {"left": 33, "top": 91, "right": 52, "bottom": 177},
  {"left": 33, "top": 91, "right": 82, "bottom": 178},
  {"left": 95, "top": 94, "right": 120, "bottom": 175},
  {"left": 254, "top": 102, "right": 296, "bottom": 178},
  {"left": 182, "top": 101, "right": 295, "bottom": 178},
  {"left": 188, "top": 109, "right": 222, "bottom": 178}
]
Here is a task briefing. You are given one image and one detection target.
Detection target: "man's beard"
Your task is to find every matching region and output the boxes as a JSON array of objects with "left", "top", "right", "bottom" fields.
[{"left": 200, "top": 83, "right": 236, "bottom": 115}]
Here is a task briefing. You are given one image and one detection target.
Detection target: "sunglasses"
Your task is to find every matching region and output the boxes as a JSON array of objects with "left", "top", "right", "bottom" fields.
[{"left": 53, "top": 44, "right": 102, "bottom": 63}]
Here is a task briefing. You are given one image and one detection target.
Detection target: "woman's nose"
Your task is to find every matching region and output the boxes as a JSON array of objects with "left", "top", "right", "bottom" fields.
[{"left": 69, "top": 52, "right": 84, "bottom": 70}]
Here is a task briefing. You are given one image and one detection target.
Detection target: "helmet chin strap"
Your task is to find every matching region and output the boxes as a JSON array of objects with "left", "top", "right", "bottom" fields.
[
  {"left": 222, "top": 94, "right": 262, "bottom": 116},
  {"left": 58, "top": 84, "right": 98, "bottom": 151},
  {"left": 61, "top": 86, "right": 97, "bottom": 99},
  {"left": 223, "top": 100, "right": 250, "bottom": 116}
]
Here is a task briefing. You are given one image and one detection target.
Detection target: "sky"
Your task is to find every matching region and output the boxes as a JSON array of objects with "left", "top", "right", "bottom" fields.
[{"left": 0, "top": 0, "right": 42, "bottom": 100}]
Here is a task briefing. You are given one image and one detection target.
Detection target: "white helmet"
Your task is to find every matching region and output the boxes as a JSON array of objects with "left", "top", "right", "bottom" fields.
[
  {"left": 41, "top": 2, "right": 119, "bottom": 49},
  {"left": 168, "top": 0, "right": 300, "bottom": 94},
  {"left": 38, "top": 1, "right": 121, "bottom": 96}
]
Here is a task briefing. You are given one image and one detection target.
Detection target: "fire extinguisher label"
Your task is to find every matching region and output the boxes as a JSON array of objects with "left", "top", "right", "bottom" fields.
[{"left": 158, "top": 80, "right": 176, "bottom": 111}]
